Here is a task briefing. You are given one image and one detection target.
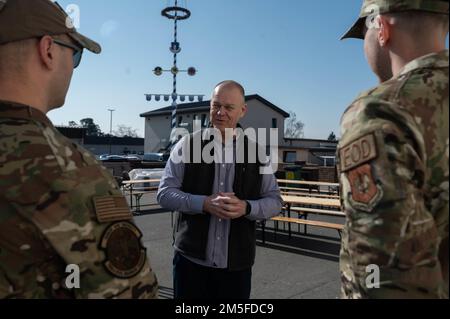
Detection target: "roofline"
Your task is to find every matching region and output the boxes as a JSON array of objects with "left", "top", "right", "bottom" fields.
[
  {"left": 246, "top": 95, "right": 290, "bottom": 118},
  {"left": 142, "top": 106, "right": 211, "bottom": 118},
  {"left": 140, "top": 94, "right": 291, "bottom": 118},
  {"left": 279, "top": 146, "right": 337, "bottom": 151},
  {"left": 309, "top": 147, "right": 337, "bottom": 151},
  {"left": 284, "top": 138, "right": 339, "bottom": 144}
]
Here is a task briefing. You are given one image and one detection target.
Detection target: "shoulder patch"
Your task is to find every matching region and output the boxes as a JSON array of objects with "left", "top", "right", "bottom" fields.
[
  {"left": 100, "top": 222, "right": 147, "bottom": 279},
  {"left": 93, "top": 196, "right": 133, "bottom": 223},
  {"left": 347, "top": 164, "right": 383, "bottom": 212},
  {"left": 340, "top": 133, "right": 378, "bottom": 172}
]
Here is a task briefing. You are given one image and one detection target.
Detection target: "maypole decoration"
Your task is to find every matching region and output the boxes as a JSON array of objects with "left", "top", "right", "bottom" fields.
[{"left": 145, "top": 0, "right": 204, "bottom": 151}]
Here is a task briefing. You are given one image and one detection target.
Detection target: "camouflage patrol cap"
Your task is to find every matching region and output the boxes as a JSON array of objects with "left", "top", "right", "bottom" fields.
[
  {"left": 341, "top": 0, "right": 450, "bottom": 40},
  {"left": 0, "top": 0, "right": 101, "bottom": 53}
]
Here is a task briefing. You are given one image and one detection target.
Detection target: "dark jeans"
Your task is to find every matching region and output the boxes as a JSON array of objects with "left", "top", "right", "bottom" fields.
[{"left": 173, "top": 252, "right": 252, "bottom": 299}]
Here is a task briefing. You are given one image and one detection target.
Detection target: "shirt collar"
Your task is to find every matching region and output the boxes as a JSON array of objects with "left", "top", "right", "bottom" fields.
[{"left": 399, "top": 50, "right": 449, "bottom": 77}]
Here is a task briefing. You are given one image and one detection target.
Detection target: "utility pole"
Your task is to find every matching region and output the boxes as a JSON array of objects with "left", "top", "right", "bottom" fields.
[{"left": 108, "top": 109, "right": 115, "bottom": 154}]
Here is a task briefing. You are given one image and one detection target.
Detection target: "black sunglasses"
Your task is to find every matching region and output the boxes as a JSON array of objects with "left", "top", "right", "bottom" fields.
[{"left": 53, "top": 39, "right": 83, "bottom": 69}]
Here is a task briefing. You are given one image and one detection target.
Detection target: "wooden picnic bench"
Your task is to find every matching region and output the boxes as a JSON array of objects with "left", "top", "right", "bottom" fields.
[
  {"left": 282, "top": 195, "right": 341, "bottom": 209},
  {"left": 122, "top": 179, "right": 161, "bottom": 212},
  {"left": 280, "top": 190, "right": 340, "bottom": 199},
  {"left": 278, "top": 206, "right": 344, "bottom": 236},
  {"left": 260, "top": 195, "right": 344, "bottom": 241},
  {"left": 277, "top": 180, "right": 340, "bottom": 200},
  {"left": 277, "top": 179, "right": 339, "bottom": 188},
  {"left": 279, "top": 186, "right": 338, "bottom": 196},
  {"left": 260, "top": 214, "right": 344, "bottom": 244},
  {"left": 279, "top": 186, "right": 315, "bottom": 193},
  {"left": 288, "top": 206, "right": 345, "bottom": 218},
  {"left": 271, "top": 216, "right": 343, "bottom": 238}
]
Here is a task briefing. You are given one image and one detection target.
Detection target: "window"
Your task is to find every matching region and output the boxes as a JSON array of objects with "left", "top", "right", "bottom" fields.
[
  {"left": 284, "top": 151, "right": 297, "bottom": 163},
  {"left": 201, "top": 114, "right": 207, "bottom": 127},
  {"left": 178, "top": 116, "right": 183, "bottom": 125},
  {"left": 321, "top": 156, "right": 336, "bottom": 167},
  {"left": 272, "top": 118, "right": 278, "bottom": 128}
]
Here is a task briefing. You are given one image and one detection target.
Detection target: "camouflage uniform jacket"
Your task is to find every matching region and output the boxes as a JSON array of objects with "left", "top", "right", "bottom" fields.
[
  {"left": 338, "top": 50, "right": 449, "bottom": 299},
  {"left": 0, "top": 102, "right": 158, "bottom": 299}
]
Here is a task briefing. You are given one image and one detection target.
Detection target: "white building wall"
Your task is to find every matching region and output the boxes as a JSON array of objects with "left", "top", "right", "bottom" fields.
[
  {"left": 145, "top": 116, "right": 171, "bottom": 153},
  {"left": 239, "top": 99, "right": 286, "bottom": 164},
  {"left": 144, "top": 112, "right": 210, "bottom": 153},
  {"left": 278, "top": 148, "right": 309, "bottom": 163},
  {"left": 240, "top": 99, "right": 285, "bottom": 147},
  {"left": 143, "top": 97, "right": 287, "bottom": 156}
]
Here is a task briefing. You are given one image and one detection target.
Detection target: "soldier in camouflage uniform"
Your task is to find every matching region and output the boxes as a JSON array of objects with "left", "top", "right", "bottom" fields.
[
  {"left": 338, "top": 0, "right": 448, "bottom": 298},
  {"left": 0, "top": 0, "right": 157, "bottom": 298}
]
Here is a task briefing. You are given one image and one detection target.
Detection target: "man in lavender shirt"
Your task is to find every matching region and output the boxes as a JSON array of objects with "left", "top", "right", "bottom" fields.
[{"left": 157, "top": 80, "right": 283, "bottom": 299}]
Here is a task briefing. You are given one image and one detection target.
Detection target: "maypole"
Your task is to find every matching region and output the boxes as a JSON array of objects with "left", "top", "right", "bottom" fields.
[{"left": 145, "top": 1, "right": 204, "bottom": 151}]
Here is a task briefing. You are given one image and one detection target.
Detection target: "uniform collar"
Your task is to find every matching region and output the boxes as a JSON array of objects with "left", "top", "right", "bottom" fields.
[
  {"left": 0, "top": 100, "right": 53, "bottom": 127},
  {"left": 399, "top": 50, "right": 449, "bottom": 77}
]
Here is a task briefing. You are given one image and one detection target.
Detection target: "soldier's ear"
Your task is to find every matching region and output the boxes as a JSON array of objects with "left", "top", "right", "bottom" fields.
[
  {"left": 37, "top": 36, "right": 57, "bottom": 71},
  {"left": 377, "top": 16, "right": 391, "bottom": 47}
]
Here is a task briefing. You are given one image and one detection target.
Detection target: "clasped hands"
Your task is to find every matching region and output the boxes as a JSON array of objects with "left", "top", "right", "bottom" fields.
[{"left": 203, "top": 192, "right": 248, "bottom": 220}]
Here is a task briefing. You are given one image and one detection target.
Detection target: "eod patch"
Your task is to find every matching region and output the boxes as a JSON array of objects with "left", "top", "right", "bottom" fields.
[{"left": 340, "top": 133, "right": 383, "bottom": 211}]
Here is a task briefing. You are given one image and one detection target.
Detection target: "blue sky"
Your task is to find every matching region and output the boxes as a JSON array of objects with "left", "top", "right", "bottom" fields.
[{"left": 49, "top": 1, "right": 408, "bottom": 139}]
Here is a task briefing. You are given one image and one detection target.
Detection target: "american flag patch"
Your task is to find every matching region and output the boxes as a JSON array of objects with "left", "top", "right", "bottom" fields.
[{"left": 93, "top": 196, "right": 133, "bottom": 223}]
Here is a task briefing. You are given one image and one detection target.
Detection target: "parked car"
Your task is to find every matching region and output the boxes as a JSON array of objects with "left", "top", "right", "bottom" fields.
[
  {"left": 143, "top": 153, "right": 169, "bottom": 162},
  {"left": 125, "top": 155, "right": 142, "bottom": 161},
  {"left": 98, "top": 154, "right": 110, "bottom": 160},
  {"left": 100, "top": 155, "right": 128, "bottom": 162}
]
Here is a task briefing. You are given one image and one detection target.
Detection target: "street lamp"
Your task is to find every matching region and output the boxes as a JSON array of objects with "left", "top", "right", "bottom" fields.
[{"left": 108, "top": 109, "right": 115, "bottom": 154}]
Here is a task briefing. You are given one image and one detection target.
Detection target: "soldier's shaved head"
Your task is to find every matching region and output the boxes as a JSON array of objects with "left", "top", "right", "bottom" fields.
[
  {"left": 384, "top": 11, "right": 449, "bottom": 40},
  {"left": 0, "top": 34, "right": 77, "bottom": 79},
  {"left": 0, "top": 39, "right": 34, "bottom": 79},
  {"left": 363, "top": 10, "right": 448, "bottom": 82}
]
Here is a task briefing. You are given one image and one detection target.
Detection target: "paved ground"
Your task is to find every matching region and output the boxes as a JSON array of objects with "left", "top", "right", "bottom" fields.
[{"left": 132, "top": 193, "right": 342, "bottom": 299}]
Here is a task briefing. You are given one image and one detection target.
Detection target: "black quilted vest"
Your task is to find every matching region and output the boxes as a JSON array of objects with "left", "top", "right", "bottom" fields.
[{"left": 174, "top": 130, "right": 263, "bottom": 271}]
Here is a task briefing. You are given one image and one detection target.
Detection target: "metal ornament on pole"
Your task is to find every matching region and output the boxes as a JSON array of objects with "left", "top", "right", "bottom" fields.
[{"left": 145, "top": 0, "right": 204, "bottom": 151}]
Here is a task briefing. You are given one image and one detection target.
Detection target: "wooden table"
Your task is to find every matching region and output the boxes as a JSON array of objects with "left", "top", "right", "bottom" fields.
[
  {"left": 122, "top": 179, "right": 161, "bottom": 212},
  {"left": 281, "top": 195, "right": 341, "bottom": 237},
  {"left": 277, "top": 179, "right": 339, "bottom": 187},
  {"left": 277, "top": 179, "right": 340, "bottom": 196},
  {"left": 282, "top": 195, "right": 340, "bottom": 208}
]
